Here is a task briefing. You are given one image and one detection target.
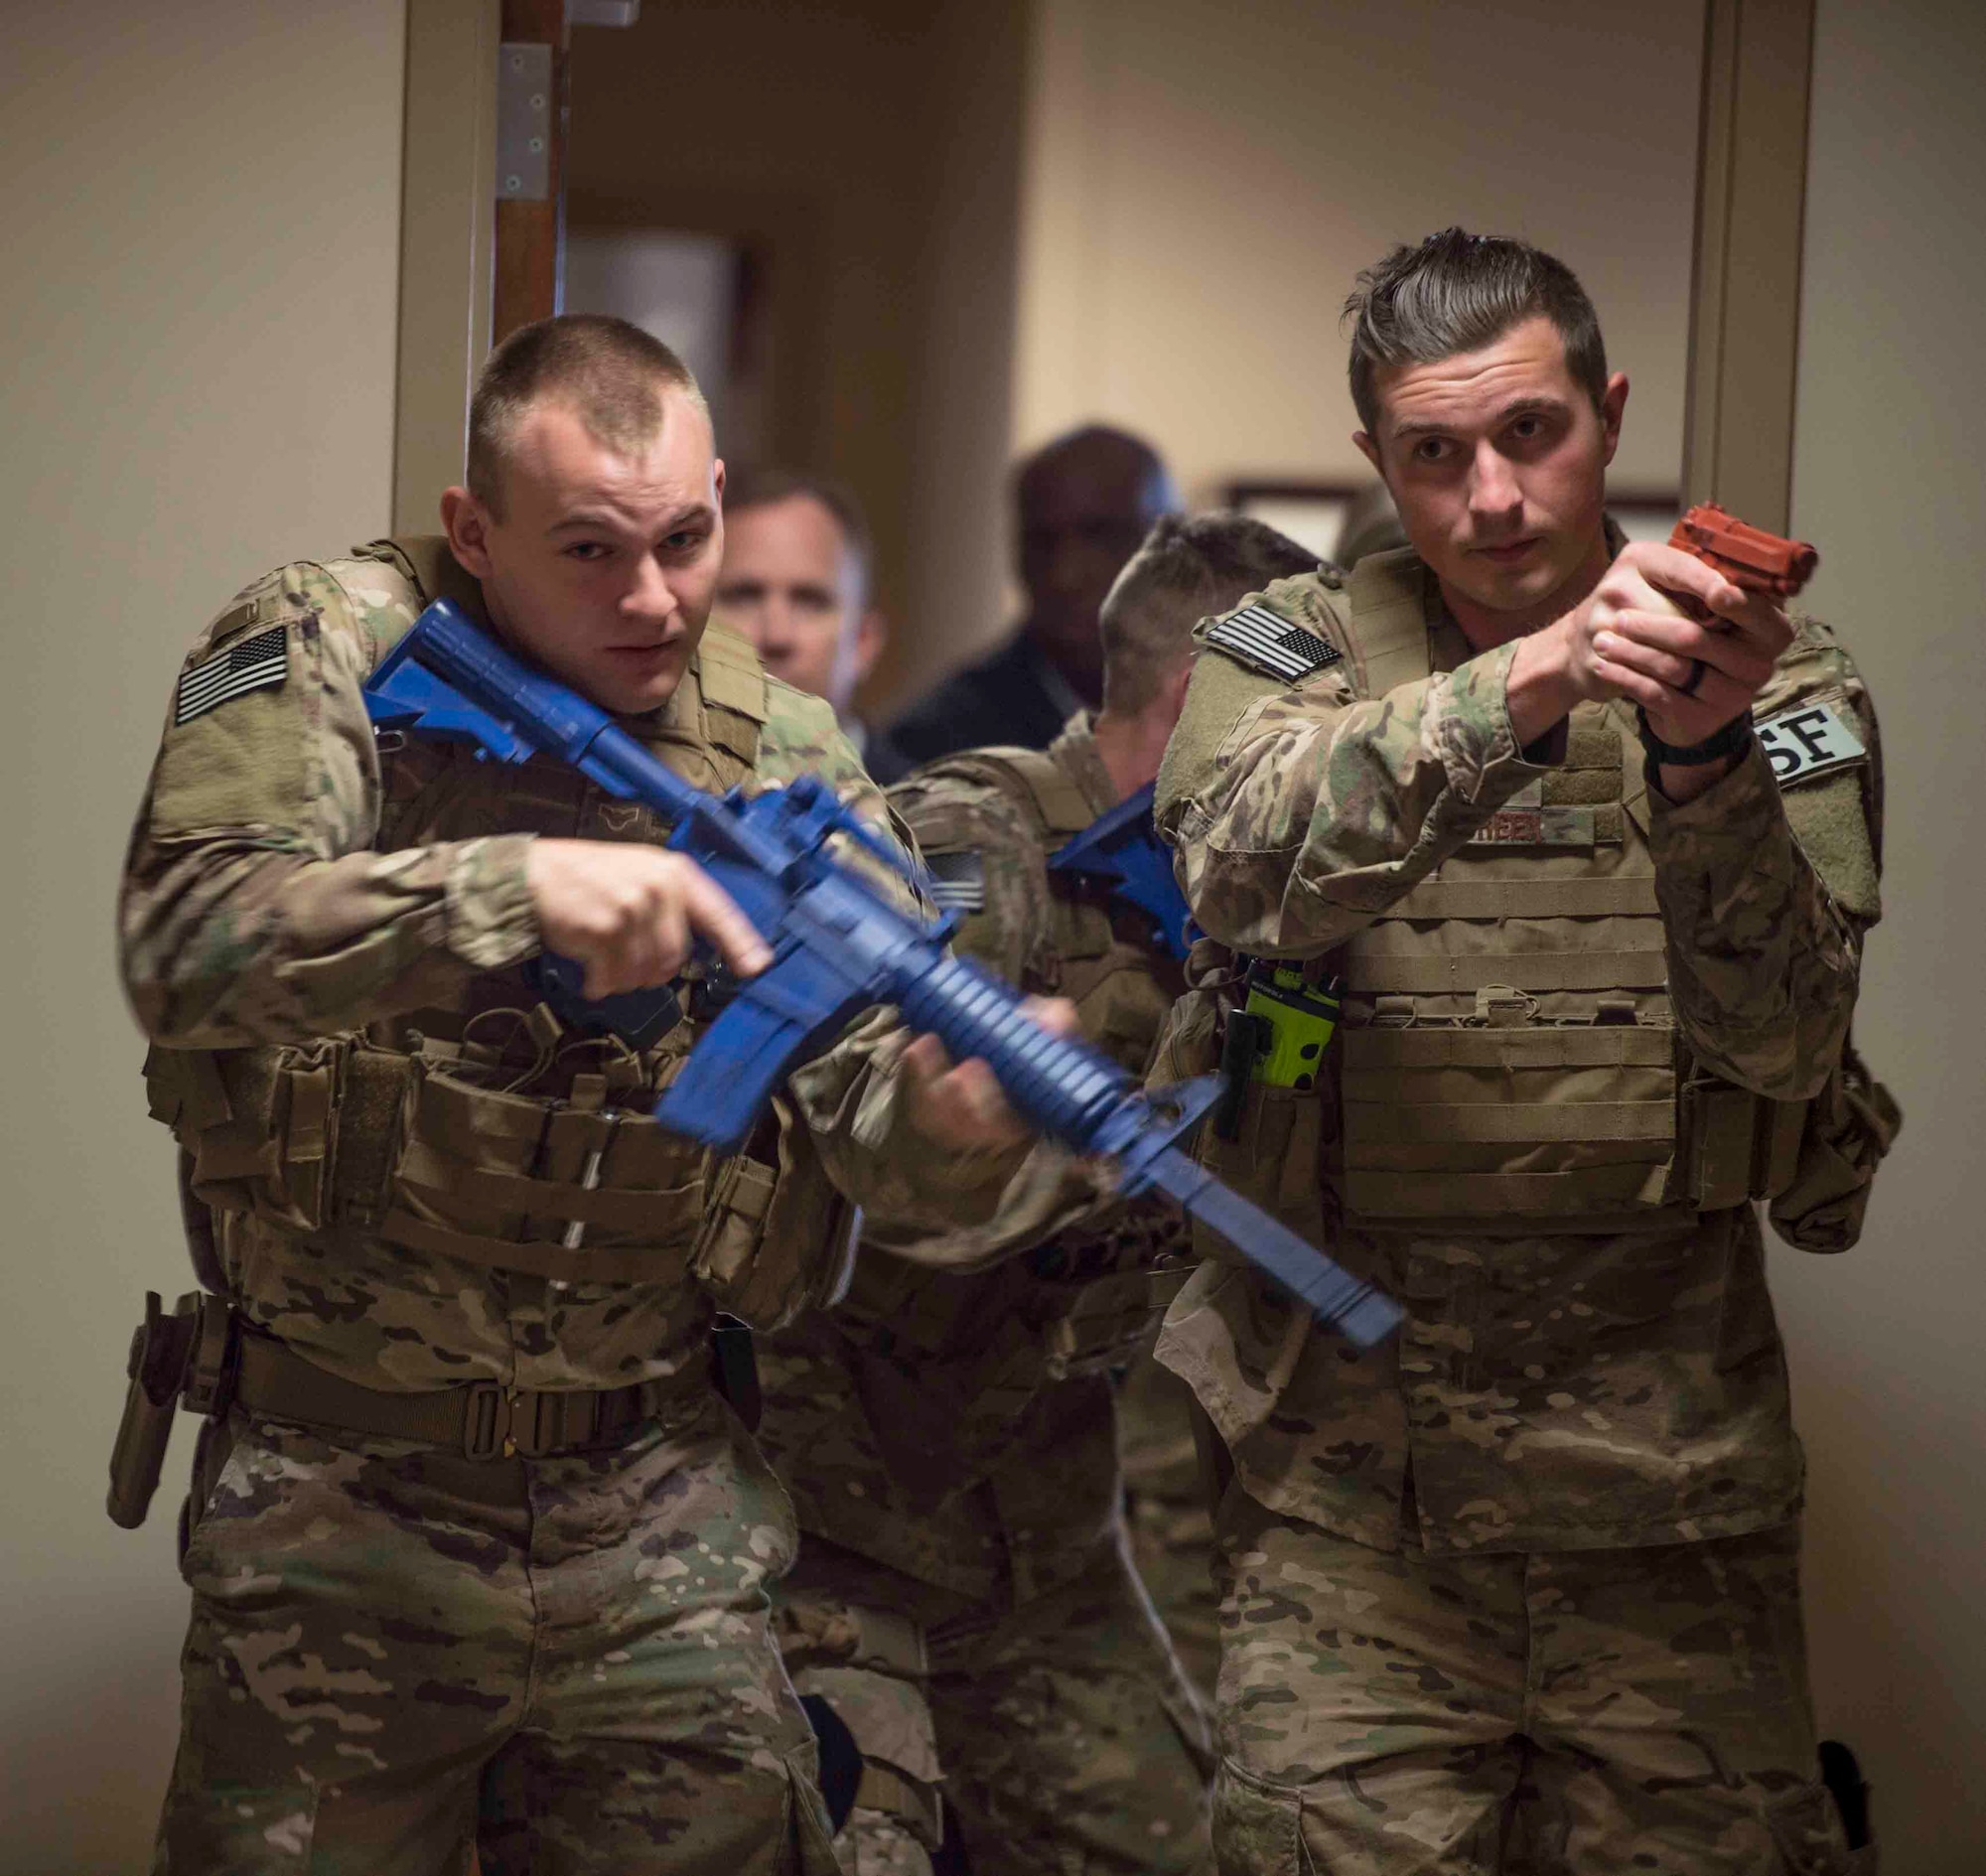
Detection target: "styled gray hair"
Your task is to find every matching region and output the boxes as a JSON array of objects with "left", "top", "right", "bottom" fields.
[
  {"left": 1344, "top": 228, "right": 1608, "bottom": 434},
  {"left": 1101, "top": 512, "right": 1320, "bottom": 714}
]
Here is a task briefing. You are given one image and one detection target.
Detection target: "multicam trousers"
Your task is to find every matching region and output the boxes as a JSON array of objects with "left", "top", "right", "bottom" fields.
[
  {"left": 1211, "top": 1491, "right": 1865, "bottom": 1875},
  {"left": 154, "top": 1395, "right": 837, "bottom": 1875},
  {"left": 1120, "top": 1350, "right": 1222, "bottom": 1702},
  {"left": 775, "top": 1526, "right": 1215, "bottom": 1876}
]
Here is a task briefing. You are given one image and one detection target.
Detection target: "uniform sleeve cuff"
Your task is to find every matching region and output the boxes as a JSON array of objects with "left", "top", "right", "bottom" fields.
[
  {"left": 444, "top": 833, "right": 541, "bottom": 969},
  {"left": 1647, "top": 737, "right": 1781, "bottom": 849},
  {"left": 1446, "top": 639, "right": 1560, "bottom": 805}
]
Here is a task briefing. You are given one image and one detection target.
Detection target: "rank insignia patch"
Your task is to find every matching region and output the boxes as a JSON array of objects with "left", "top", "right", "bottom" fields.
[
  {"left": 1755, "top": 698, "right": 1866, "bottom": 787},
  {"left": 923, "top": 850, "right": 985, "bottom": 913},
  {"left": 175, "top": 623, "right": 289, "bottom": 725},
  {"left": 1205, "top": 604, "right": 1344, "bottom": 683}
]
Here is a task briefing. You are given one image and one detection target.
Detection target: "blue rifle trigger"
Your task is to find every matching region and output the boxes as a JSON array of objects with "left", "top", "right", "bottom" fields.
[
  {"left": 653, "top": 944, "right": 875, "bottom": 1154},
  {"left": 526, "top": 953, "right": 686, "bottom": 1054},
  {"left": 1047, "top": 782, "right": 1199, "bottom": 963}
]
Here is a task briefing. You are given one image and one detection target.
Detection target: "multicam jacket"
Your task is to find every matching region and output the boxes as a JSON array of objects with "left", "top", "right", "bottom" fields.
[
  {"left": 1153, "top": 546, "right": 1881, "bottom": 1554},
  {"left": 757, "top": 717, "right": 1193, "bottom": 1601},
  {"left": 120, "top": 540, "right": 1076, "bottom": 1398}
]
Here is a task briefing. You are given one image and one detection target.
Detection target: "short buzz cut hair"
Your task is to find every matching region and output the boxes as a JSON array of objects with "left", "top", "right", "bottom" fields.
[
  {"left": 1100, "top": 512, "right": 1321, "bottom": 715},
  {"left": 1343, "top": 227, "right": 1608, "bottom": 435},
  {"left": 467, "top": 314, "right": 704, "bottom": 516},
  {"left": 722, "top": 465, "right": 875, "bottom": 601}
]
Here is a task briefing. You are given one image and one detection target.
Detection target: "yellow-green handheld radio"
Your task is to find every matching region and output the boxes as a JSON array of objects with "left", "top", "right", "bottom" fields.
[{"left": 1213, "top": 960, "right": 1342, "bottom": 1137}]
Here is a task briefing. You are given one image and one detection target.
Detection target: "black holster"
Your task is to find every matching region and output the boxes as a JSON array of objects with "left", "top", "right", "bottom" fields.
[
  {"left": 106, "top": 1289, "right": 234, "bottom": 1529},
  {"left": 709, "top": 1314, "right": 762, "bottom": 1433}
]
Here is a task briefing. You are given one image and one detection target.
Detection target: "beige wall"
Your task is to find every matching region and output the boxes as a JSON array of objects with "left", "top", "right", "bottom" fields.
[
  {"left": 0, "top": 3, "right": 405, "bottom": 1865},
  {"left": 1783, "top": 0, "right": 1986, "bottom": 1859},
  {"left": 1014, "top": 0, "right": 1703, "bottom": 509}
]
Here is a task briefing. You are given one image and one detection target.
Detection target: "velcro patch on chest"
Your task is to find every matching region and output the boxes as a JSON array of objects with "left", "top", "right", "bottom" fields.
[
  {"left": 1204, "top": 604, "right": 1344, "bottom": 683},
  {"left": 175, "top": 623, "right": 288, "bottom": 724},
  {"left": 1465, "top": 778, "right": 1620, "bottom": 848},
  {"left": 923, "top": 850, "right": 985, "bottom": 912},
  {"left": 1755, "top": 698, "right": 1867, "bottom": 787}
]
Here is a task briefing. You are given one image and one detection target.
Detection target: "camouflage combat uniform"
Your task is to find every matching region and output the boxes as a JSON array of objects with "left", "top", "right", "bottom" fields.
[
  {"left": 757, "top": 716, "right": 1215, "bottom": 1876},
  {"left": 1152, "top": 546, "right": 1884, "bottom": 1874},
  {"left": 119, "top": 540, "right": 1082, "bottom": 1876}
]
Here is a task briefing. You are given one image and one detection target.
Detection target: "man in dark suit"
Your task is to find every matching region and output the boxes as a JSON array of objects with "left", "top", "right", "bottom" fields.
[{"left": 885, "top": 426, "right": 1176, "bottom": 765}]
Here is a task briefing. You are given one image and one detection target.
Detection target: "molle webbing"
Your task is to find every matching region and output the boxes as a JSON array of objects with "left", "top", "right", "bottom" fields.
[
  {"left": 1344, "top": 549, "right": 1435, "bottom": 697},
  {"left": 1346, "top": 950, "right": 1670, "bottom": 994},
  {"left": 147, "top": 1040, "right": 731, "bottom": 1286},
  {"left": 1387, "top": 875, "right": 1660, "bottom": 920},
  {"left": 382, "top": 1060, "right": 709, "bottom": 1277},
  {"left": 1339, "top": 1018, "right": 1679, "bottom": 1220},
  {"left": 934, "top": 745, "right": 1096, "bottom": 837}
]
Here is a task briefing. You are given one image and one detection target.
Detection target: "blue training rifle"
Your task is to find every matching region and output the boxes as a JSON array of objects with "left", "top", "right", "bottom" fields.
[{"left": 363, "top": 600, "right": 1403, "bottom": 1348}]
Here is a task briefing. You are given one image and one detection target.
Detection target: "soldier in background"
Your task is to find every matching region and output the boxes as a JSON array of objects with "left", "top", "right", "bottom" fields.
[
  {"left": 759, "top": 513, "right": 1320, "bottom": 1876},
  {"left": 884, "top": 426, "right": 1176, "bottom": 766},
  {"left": 1156, "top": 229, "right": 1886, "bottom": 1872},
  {"left": 716, "top": 467, "right": 912, "bottom": 784},
  {"left": 117, "top": 315, "right": 1089, "bottom": 1875}
]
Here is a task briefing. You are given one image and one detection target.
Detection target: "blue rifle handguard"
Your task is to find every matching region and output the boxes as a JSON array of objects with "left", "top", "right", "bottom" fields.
[{"left": 363, "top": 601, "right": 1402, "bottom": 1348}]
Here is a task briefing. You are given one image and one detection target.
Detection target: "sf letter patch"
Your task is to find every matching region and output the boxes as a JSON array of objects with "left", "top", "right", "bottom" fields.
[{"left": 1755, "top": 698, "right": 1866, "bottom": 787}]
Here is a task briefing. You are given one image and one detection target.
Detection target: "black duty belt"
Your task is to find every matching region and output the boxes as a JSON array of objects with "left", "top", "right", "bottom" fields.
[
  {"left": 232, "top": 1330, "right": 691, "bottom": 1459},
  {"left": 110, "top": 1290, "right": 719, "bottom": 1529}
]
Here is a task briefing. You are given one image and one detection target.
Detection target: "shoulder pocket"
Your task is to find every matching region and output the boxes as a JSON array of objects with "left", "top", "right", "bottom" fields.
[{"left": 150, "top": 610, "right": 318, "bottom": 835}]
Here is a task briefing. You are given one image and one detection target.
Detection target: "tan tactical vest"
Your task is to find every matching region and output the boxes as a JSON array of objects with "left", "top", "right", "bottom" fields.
[
  {"left": 835, "top": 742, "right": 1190, "bottom": 1401},
  {"left": 1312, "top": 549, "right": 1803, "bottom": 1230},
  {"left": 144, "top": 538, "right": 851, "bottom": 1328}
]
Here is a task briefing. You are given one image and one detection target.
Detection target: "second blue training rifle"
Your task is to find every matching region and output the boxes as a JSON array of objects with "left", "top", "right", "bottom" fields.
[
  {"left": 1046, "top": 780, "right": 1199, "bottom": 963},
  {"left": 363, "top": 600, "right": 1402, "bottom": 1349}
]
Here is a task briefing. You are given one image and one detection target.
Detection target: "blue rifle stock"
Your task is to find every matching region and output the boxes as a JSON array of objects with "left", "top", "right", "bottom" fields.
[
  {"left": 362, "top": 601, "right": 1402, "bottom": 1348},
  {"left": 1046, "top": 782, "right": 1198, "bottom": 963}
]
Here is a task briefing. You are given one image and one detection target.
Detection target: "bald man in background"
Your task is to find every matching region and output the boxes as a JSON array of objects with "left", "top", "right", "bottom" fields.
[{"left": 885, "top": 426, "right": 1177, "bottom": 766}]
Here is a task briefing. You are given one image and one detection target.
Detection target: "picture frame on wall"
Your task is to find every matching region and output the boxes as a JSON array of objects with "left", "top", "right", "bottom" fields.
[{"left": 1225, "top": 481, "right": 1365, "bottom": 563}]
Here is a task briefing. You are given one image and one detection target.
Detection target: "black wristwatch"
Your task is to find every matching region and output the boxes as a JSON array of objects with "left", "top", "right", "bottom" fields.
[{"left": 1635, "top": 708, "right": 1755, "bottom": 769}]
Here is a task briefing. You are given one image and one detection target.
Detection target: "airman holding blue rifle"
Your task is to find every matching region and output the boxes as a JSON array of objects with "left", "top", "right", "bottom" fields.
[{"left": 116, "top": 314, "right": 1097, "bottom": 1876}]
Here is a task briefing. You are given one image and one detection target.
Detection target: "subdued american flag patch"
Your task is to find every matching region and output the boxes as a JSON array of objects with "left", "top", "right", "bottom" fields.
[
  {"left": 922, "top": 850, "right": 985, "bottom": 913},
  {"left": 175, "top": 623, "right": 289, "bottom": 725},
  {"left": 1205, "top": 604, "right": 1343, "bottom": 683}
]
